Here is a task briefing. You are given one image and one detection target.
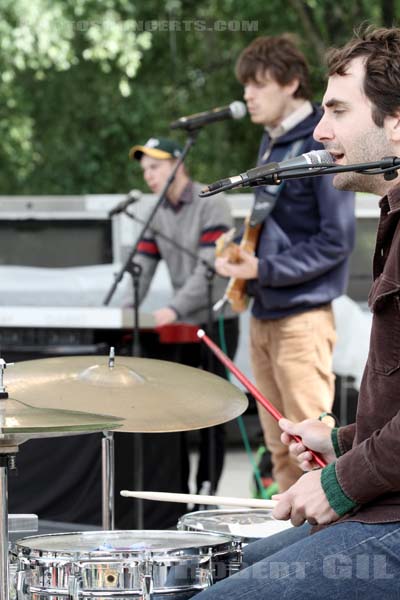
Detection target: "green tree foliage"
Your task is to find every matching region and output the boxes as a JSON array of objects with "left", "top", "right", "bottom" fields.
[
  {"left": 0, "top": 0, "right": 151, "bottom": 193},
  {"left": 0, "top": 0, "right": 398, "bottom": 194}
]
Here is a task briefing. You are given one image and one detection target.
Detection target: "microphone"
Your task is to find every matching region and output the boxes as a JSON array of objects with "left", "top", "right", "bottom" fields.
[
  {"left": 170, "top": 101, "right": 247, "bottom": 131},
  {"left": 108, "top": 190, "right": 142, "bottom": 217},
  {"left": 205, "top": 149, "right": 333, "bottom": 193}
]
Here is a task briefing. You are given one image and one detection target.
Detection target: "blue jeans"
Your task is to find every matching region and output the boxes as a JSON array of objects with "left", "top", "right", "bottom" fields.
[{"left": 193, "top": 521, "right": 400, "bottom": 599}]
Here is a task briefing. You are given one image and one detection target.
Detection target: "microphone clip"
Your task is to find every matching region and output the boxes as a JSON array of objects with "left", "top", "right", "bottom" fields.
[{"left": 382, "top": 157, "right": 399, "bottom": 181}]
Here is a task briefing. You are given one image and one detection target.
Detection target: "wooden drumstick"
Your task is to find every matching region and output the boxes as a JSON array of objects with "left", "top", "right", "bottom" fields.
[{"left": 120, "top": 490, "right": 277, "bottom": 509}]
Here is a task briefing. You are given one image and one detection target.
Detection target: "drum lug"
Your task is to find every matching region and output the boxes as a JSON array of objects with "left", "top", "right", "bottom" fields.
[
  {"left": 233, "top": 540, "right": 243, "bottom": 571},
  {"left": 68, "top": 574, "right": 81, "bottom": 600},
  {"left": 16, "top": 570, "right": 29, "bottom": 600},
  {"left": 207, "top": 548, "right": 214, "bottom": 585},
  {"left": 141, "top": 574, "right": 153, "bottom": 600},
  {"left": 141, "top": 561, "right": 154, "bottom": 600}
]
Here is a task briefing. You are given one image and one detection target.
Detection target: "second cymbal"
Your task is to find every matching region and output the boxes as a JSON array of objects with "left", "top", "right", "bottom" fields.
[
  {"left": 5, "top": 355, "right": 248, "bottom": 433},
  {"left": 0, "top": 397, "right": 122, "bottom": 447}
]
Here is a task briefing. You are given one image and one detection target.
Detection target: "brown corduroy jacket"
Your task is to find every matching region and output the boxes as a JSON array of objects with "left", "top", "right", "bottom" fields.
[{"left": 335, "top": 184, "right": 400, "bottom": 523}]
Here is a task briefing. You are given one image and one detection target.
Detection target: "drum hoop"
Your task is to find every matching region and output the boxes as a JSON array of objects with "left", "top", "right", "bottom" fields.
[
  {"left": 16, "top": 529, "right": 235, "bottom": 561},
  {"left": 179, "top": 508, "right": 273, "bottom": 519},
  {"left": 29, "top": 583, "right": 208, "bottom": 597}
]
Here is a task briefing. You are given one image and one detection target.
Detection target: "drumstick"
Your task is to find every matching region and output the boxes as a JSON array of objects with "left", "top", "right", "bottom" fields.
[
  {"left": 120, "top": 490, "right": 277, "bottom": 509},
  {"left": 197, "top": 329, "right": 327, "bottom": 469}
]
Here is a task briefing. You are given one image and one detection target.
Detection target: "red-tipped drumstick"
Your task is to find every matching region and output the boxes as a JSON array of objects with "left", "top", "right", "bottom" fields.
[{"left": 197, "top": 329, "right": 326, "bottom": 469}]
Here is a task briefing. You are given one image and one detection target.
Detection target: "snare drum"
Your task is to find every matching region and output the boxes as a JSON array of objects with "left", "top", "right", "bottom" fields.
[
  {"left": 178, "top": 509, "right": 292, "bottom": 545},
  {"left": 15, "top": 530, "right": 241, "bottom": 600}
]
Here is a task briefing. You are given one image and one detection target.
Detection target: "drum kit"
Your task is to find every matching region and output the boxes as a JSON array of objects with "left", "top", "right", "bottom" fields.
[{"left": 0, "top": 349, "right": 287, "bottom": 600}]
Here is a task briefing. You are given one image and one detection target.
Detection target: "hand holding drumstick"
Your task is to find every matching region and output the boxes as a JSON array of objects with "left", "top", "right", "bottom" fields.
[
  {"left": 272, "top": 418, "right": 339, "bottom": 527},
  {"left": 279, "top": 418, "right": 337, "bottom": 470}
]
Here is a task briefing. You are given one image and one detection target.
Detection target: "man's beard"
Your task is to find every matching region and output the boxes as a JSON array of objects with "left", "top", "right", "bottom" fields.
[
  {"left": 333, "top": 170, "right": 384, "bottom": 193},
  {"left": 331, "top": 127, "right": 393, "bottom": 194}
]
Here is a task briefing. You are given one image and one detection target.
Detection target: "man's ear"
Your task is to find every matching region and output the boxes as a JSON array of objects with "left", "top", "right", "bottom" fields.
[
  {"left": 285, "top": 78, "right": 300, "bottom": 97},
  {"left": 384, "top": 111, "right": 400, "bottom": 143}
]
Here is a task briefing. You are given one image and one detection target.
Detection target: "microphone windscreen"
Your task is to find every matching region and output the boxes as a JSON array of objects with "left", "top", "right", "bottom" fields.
[
  {"left": 229, "top": 101, "right": 247, "bottom": 120},
  {"left": 308, "top": 150, "right": 334, "bottom": 165}
]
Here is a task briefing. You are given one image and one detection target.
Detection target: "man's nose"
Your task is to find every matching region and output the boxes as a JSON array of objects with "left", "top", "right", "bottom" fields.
[
  {"left": 313, "top": 114, "right": 332, "bottom": 143},
  {"left": 244, "top": 86, "right": 254, "bottom": 101}
]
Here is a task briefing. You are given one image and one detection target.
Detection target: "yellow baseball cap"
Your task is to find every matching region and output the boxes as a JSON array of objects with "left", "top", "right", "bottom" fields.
[{"left": 129, "top": 137, "right": 183, "bottom": 160}]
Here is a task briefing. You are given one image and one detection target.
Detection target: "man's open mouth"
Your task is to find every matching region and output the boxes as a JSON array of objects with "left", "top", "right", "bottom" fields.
[{"left": 329, "top": 151, "right": 345, "bottom": 163}]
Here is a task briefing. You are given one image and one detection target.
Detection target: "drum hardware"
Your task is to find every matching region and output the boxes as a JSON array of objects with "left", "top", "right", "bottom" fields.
[
  {"left": 1, "top": 451, "right": 16, "bottom": 600},
  {"left": 14, "top": 530, "right": 241, "bottom": 599},
  {"left": 67, "top": 575, "right": 81, "bottom": 600},
  {"left": 142, "top": 563, "right": 154, "bottom": 600},
  {"left": 8, "top": 515, "right": 38, "bottom": 535},
  {"left": 15, "top": 568, "right": 26, "bottom": 600},
  {"left": 0, "top": 350, "right": 247, "bottom": 599},
  {"left": 6, "top": 352, "right": 247, "bottom": 530},
  {"left": 102, "top": 430, "right": 115, "bottom": 530},
  {"left": 0, "top": 359, "right": 123, "bottom": 600}
]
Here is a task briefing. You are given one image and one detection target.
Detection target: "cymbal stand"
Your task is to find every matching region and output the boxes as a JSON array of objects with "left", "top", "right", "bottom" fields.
[
  {"left": 101, "top": 346, "right": 144, "bottom": 530},
  {"left": 102, "top": 430, "right": 115, "bottom": 530},
  {"left": 101, "top": 349, "right": 116, "bottom": 530},
  {"left": 0, "top": 359, "right": 17, "bottom": 600},
  {"left": 0, "top": 451, "right": 17, "bottom": 600},
  {"left": 205, "top": 268, "right": 216, "bottom": 495}
]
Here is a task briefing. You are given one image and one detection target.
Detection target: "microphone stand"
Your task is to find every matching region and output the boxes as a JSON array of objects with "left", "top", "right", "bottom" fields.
[
  {"left": 200, "top": 156, "right": 400, "bottom": 196},
  {"left": 103, "top": 130, "right": 200, "bottom": 530},
  {"left": 123, "top": 210, "right": 218, "bottom": 496}
]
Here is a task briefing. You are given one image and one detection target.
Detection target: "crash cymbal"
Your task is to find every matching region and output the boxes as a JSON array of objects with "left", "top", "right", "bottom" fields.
[
  {"left": 5, "top": 355, "right": 248, "bottom": 433},
  {"left": 0, "top": 397, "right": 123, "bottom": 447}
]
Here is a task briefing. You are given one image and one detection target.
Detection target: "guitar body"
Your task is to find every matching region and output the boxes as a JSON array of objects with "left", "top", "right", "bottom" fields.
[{"left": 216, "top": 216, "right": 263, "bottom": 313}]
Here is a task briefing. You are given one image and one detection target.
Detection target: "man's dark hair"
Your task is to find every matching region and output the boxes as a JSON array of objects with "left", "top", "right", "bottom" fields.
[
  {"left": 235, "top": 34, "right": 311, "bottom": 100},
  {"left": 327, "top": 26, "right": 400, "bottom": 127}
]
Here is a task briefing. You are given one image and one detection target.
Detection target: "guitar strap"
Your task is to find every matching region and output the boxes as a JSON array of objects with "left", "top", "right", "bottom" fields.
[{"left": 249, "top": 138, "right": 306, "bottom": 227}]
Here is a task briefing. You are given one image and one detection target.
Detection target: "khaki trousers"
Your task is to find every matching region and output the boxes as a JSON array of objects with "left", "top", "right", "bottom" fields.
[{"left": 250, "top": 305, "right": 336, "bottom": 491}]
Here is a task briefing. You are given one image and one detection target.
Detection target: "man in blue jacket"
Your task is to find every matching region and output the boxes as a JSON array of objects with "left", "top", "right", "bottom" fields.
[{"left": 216, "top": 34, "right": 355, "bottom": 492}]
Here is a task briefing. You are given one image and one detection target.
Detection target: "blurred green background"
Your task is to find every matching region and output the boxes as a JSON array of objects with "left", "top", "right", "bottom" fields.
[{"left": 0, "top": 0, "right": 397, "bottom": 195}]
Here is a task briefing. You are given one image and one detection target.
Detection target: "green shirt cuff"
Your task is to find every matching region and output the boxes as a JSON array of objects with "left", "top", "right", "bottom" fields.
[
  {"left": 331, "top": 428, "right": 342, "bottom": 458},
  {"left": 321, "top": 462, "right": 358, "bottom": 517}
]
